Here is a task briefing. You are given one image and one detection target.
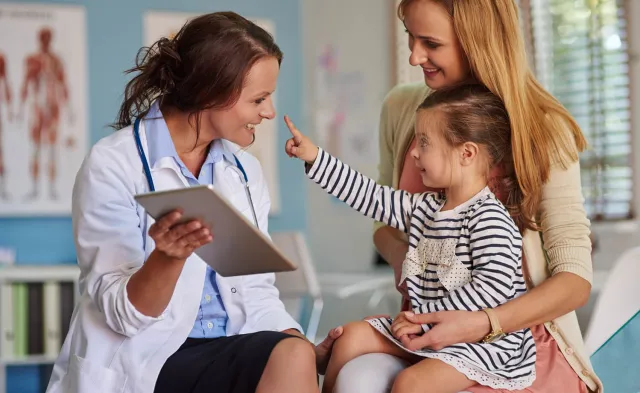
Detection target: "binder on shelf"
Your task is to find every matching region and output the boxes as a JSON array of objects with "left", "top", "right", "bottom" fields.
[
  {"left": 27, "top": 282, "right": 44, "bottom": 355},
  {"left": 0, "top": 283, "right": 14, "bottom": 358},
  {"left": 60, "top": 281, "right": 75, "bottom": 340},
  {"left": 12, "top": 283, "right": 28, "bottom": 357},
  {"left": 43, "top": 280, "right": 62, "bottom": 357}
]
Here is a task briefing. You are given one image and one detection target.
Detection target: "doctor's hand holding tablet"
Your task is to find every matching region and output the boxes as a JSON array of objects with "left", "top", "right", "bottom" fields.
[{"left": 147, "top": 209, "right": 213, "bottom": 261}]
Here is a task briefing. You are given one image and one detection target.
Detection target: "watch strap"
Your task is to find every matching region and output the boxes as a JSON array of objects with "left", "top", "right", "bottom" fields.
[{"left": 482, "top": 308, "right": 502, "bottom": 334}]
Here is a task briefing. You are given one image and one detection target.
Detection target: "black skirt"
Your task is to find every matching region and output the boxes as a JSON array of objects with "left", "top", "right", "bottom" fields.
[{"left": 154, "top": 331, "right": 299, "bottom": 393}]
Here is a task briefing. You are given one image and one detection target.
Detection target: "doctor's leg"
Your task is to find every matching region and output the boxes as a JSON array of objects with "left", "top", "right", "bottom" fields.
[
  {"left": 256, "top": 337, "right": 319, "bottom": 393},
  {"left": 334, "top": 353, "right": 410, "bottom": 393}
]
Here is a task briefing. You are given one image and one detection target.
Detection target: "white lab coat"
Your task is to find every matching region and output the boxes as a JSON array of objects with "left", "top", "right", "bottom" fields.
[{"left": 45, "top": 122, "right": 301, "bottom": 393}]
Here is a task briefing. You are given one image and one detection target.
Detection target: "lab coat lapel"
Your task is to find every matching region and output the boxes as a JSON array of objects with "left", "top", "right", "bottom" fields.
[{"left": 137, "top": 120, "right": 189, "bottom": 191}]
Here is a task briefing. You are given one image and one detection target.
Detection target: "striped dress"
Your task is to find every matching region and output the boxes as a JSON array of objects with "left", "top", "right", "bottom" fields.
[{"left": 307, "top": 149, "right": 536, "bottom": 390}]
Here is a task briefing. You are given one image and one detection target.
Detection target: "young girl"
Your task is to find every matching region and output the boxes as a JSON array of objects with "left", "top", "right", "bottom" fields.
[{"left": 284, "top": 84, "right": 536, "bottom": 393}]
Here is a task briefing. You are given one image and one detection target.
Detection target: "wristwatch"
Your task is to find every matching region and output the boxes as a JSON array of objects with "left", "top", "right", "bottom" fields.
[{"left": 481, "top": 308, "right": 505, "bottom": 343}]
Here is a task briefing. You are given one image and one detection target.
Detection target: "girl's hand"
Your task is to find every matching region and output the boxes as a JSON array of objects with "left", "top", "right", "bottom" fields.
[
  {"left": 391, "top": 312, "right": 423, "bottom": 342},
  {"left": 148, "top": 209, "right": 213, "bottom": 261},
  {"left": 284, "top": 115, "right": 319, "bottom": 164}
]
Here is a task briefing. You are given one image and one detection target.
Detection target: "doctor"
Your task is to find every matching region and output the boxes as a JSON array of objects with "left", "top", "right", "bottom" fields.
[{"left": 46, "top": 12, "right": 342, "bottom": 393}]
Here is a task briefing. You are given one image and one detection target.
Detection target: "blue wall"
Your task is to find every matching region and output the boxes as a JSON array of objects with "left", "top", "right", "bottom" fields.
[{"left": 0, "top": 0, "right": 306, "bottom": 391}]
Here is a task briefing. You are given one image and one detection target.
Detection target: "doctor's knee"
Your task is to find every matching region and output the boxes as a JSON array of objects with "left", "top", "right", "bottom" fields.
[{"left": 269, "top": 337, "right": 316, "bottom": 373}]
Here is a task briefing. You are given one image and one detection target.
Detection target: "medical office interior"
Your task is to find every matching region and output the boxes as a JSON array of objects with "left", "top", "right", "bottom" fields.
[{"left": 0, "top": 0, "right": 638, "bottom": 391}]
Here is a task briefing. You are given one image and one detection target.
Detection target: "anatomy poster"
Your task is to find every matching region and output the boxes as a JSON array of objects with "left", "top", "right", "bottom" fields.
[
  {"left": 143, "top": 11, "right": 281, "bottom": 215},
  {"left": 0, "top": 3, "right": 87, "bottom": 216}
]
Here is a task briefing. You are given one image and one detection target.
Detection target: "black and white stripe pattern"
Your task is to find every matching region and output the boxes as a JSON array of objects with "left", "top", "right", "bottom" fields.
[{"left": 307, "top": 149, "right": 536, "bottom": 389}]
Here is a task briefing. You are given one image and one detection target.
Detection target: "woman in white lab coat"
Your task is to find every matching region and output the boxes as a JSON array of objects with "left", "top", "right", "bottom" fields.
[{"left": 45, "top": 12, "right": 341, "bottom": 393}]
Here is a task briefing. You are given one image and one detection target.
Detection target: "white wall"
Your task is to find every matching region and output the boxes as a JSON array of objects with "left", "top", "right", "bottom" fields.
[{"left": 302, "top": 0, "right": 392, "bottom": 274}]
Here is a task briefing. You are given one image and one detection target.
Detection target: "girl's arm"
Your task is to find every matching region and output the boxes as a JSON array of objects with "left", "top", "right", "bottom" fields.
[
  {"left": 284, "top": 116, "right": 420, "bottom": 234},
  {"left": 306, "top": 148, "right": 419, "bottom": 234}
]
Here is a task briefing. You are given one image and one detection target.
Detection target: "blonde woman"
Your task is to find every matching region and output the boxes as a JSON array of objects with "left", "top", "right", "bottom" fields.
[{"left": 333, "top": 0, "right": 603, "bottom": 392}]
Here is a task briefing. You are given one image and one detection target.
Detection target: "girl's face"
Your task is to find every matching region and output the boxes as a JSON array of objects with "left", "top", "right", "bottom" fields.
[
  {"left": 410, "top": 110, "right": 456, "bottom": 189},
  {"left": 205, "top": 57, "right": 279, "bottom": 147},
  {"left": 403, "top": 0, "right": 471, "bottom": 90}
]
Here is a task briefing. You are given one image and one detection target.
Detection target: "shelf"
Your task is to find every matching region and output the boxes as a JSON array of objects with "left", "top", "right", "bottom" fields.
[
  {"left": 0, "top": 355, "right": 57, "bottom": 365},
  {"left": 0, "top": 265, "right": 79, "bottom": 283}
]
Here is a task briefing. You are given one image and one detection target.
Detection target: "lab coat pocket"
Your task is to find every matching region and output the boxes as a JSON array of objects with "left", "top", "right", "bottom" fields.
[{"left": 64, "top": 355, "right": 127, "bottom": 393}]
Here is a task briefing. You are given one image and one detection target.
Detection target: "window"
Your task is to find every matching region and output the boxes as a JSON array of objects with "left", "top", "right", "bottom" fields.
[{"left": 527, "top": 0, "right": 634, "bottom": 221}]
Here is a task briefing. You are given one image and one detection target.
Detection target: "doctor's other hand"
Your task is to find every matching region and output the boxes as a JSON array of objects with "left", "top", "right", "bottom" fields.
[
  {"left": 148, "top": 209, "right": 213, "bottom": 261},
  {"left": 315, "top": 326, "right": 343, "bottom": 375},
  {"left": 284, "top": 115, "right": 319, "bottom": 164}
]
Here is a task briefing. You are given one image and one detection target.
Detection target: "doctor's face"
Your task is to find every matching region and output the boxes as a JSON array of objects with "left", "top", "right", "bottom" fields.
[{"left": 205, "top": 57, "right": 279, "bottom": 148}]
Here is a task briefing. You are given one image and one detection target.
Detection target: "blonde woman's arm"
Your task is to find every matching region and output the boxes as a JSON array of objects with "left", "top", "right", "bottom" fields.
[
  {"left": 373, "top": 87, "right": 412, "bottom": 276},
  {"left": 492, "top": 159, "right": 592, "bottom": 333}
]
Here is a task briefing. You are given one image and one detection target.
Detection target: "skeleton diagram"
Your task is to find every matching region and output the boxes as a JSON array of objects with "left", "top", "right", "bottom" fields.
[
  {"left": 20, "top": 27, "right": 73, "bottom": 200},
  {"left": 0, "top": 52, "right": 12, "bottom": 200}
]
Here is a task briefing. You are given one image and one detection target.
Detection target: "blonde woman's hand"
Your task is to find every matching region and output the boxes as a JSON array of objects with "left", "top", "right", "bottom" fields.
[
  {"left": 284, "top": 115, "right": 319, "bottom": 164},
  {"left": 148, "top": 209, "right": 213, "bottom": 261},
  {"left": 401, "top": 310, "right": 491, "bottom": 351}
]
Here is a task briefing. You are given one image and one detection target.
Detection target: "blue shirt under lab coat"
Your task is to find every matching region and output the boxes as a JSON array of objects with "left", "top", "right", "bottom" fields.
[{"left": 145, "top": 103, "right": 230, "bottom": 338}]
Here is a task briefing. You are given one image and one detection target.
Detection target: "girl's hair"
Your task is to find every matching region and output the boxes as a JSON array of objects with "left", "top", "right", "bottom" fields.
[
  {"left": 112, "top": 12, "right": 282, "bottom": 137},
  {"left": 418, "top": 84, "right": 527, "bottom": 232},
  {"left": 398, "top": 0, "right": 587, "bottom": 231}
]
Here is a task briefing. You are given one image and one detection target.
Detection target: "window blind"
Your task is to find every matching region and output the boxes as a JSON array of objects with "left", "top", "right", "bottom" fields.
[{"left": 528, "top": 0, "right": 634, "bottom": 221}]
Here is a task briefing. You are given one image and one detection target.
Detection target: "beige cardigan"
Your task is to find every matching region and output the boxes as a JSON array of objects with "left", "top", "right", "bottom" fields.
[{"left": 374, "top": 83, "right": 603, "bottom": 392}]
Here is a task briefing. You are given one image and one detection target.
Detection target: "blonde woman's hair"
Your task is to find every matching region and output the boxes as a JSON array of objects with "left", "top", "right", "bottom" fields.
[{"left": 398, "top": 0, "right": 587, "bottom": 231}]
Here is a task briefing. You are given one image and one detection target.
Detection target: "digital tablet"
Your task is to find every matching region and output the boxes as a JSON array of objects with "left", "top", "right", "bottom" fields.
[{"left": 134, "top": 185, "right": 297, "bottom": 277}]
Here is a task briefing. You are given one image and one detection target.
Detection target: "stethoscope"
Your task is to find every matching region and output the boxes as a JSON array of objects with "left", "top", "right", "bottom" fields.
[{"left": 133, "top": 117, "right": 260, "bottom": 229}]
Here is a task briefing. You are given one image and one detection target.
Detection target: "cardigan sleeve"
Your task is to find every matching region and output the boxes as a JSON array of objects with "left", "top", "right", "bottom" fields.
[
  {"left": 373, "top": 83, "right": 428, "bottom": 235},
  {"left": 538, "top": 160, "right": 593, "bottom": 283}
]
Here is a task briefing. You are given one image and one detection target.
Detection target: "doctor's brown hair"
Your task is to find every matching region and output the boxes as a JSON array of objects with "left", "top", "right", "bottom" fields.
[
  {"left": 112, "top": 11, "right": 282, "bottom": 134},
  {"left": 418, "top": 84, "right": 527, "bottom": 232}
]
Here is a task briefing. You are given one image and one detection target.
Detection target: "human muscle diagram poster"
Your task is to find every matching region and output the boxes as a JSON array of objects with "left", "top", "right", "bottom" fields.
[
  {"left": 0, "top": 3, "right": 88, "bottom": 216},
  {"left": 143, "top": 11, "right": 281, "bottom": 215}
]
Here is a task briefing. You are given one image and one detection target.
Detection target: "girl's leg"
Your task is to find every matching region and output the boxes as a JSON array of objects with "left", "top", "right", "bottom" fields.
[
  {"left": 391, "top": 358, "right": 476, "bottom": 393},
  {"left": 322, "top": 320, "right": 415, "bottom": 393}
]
